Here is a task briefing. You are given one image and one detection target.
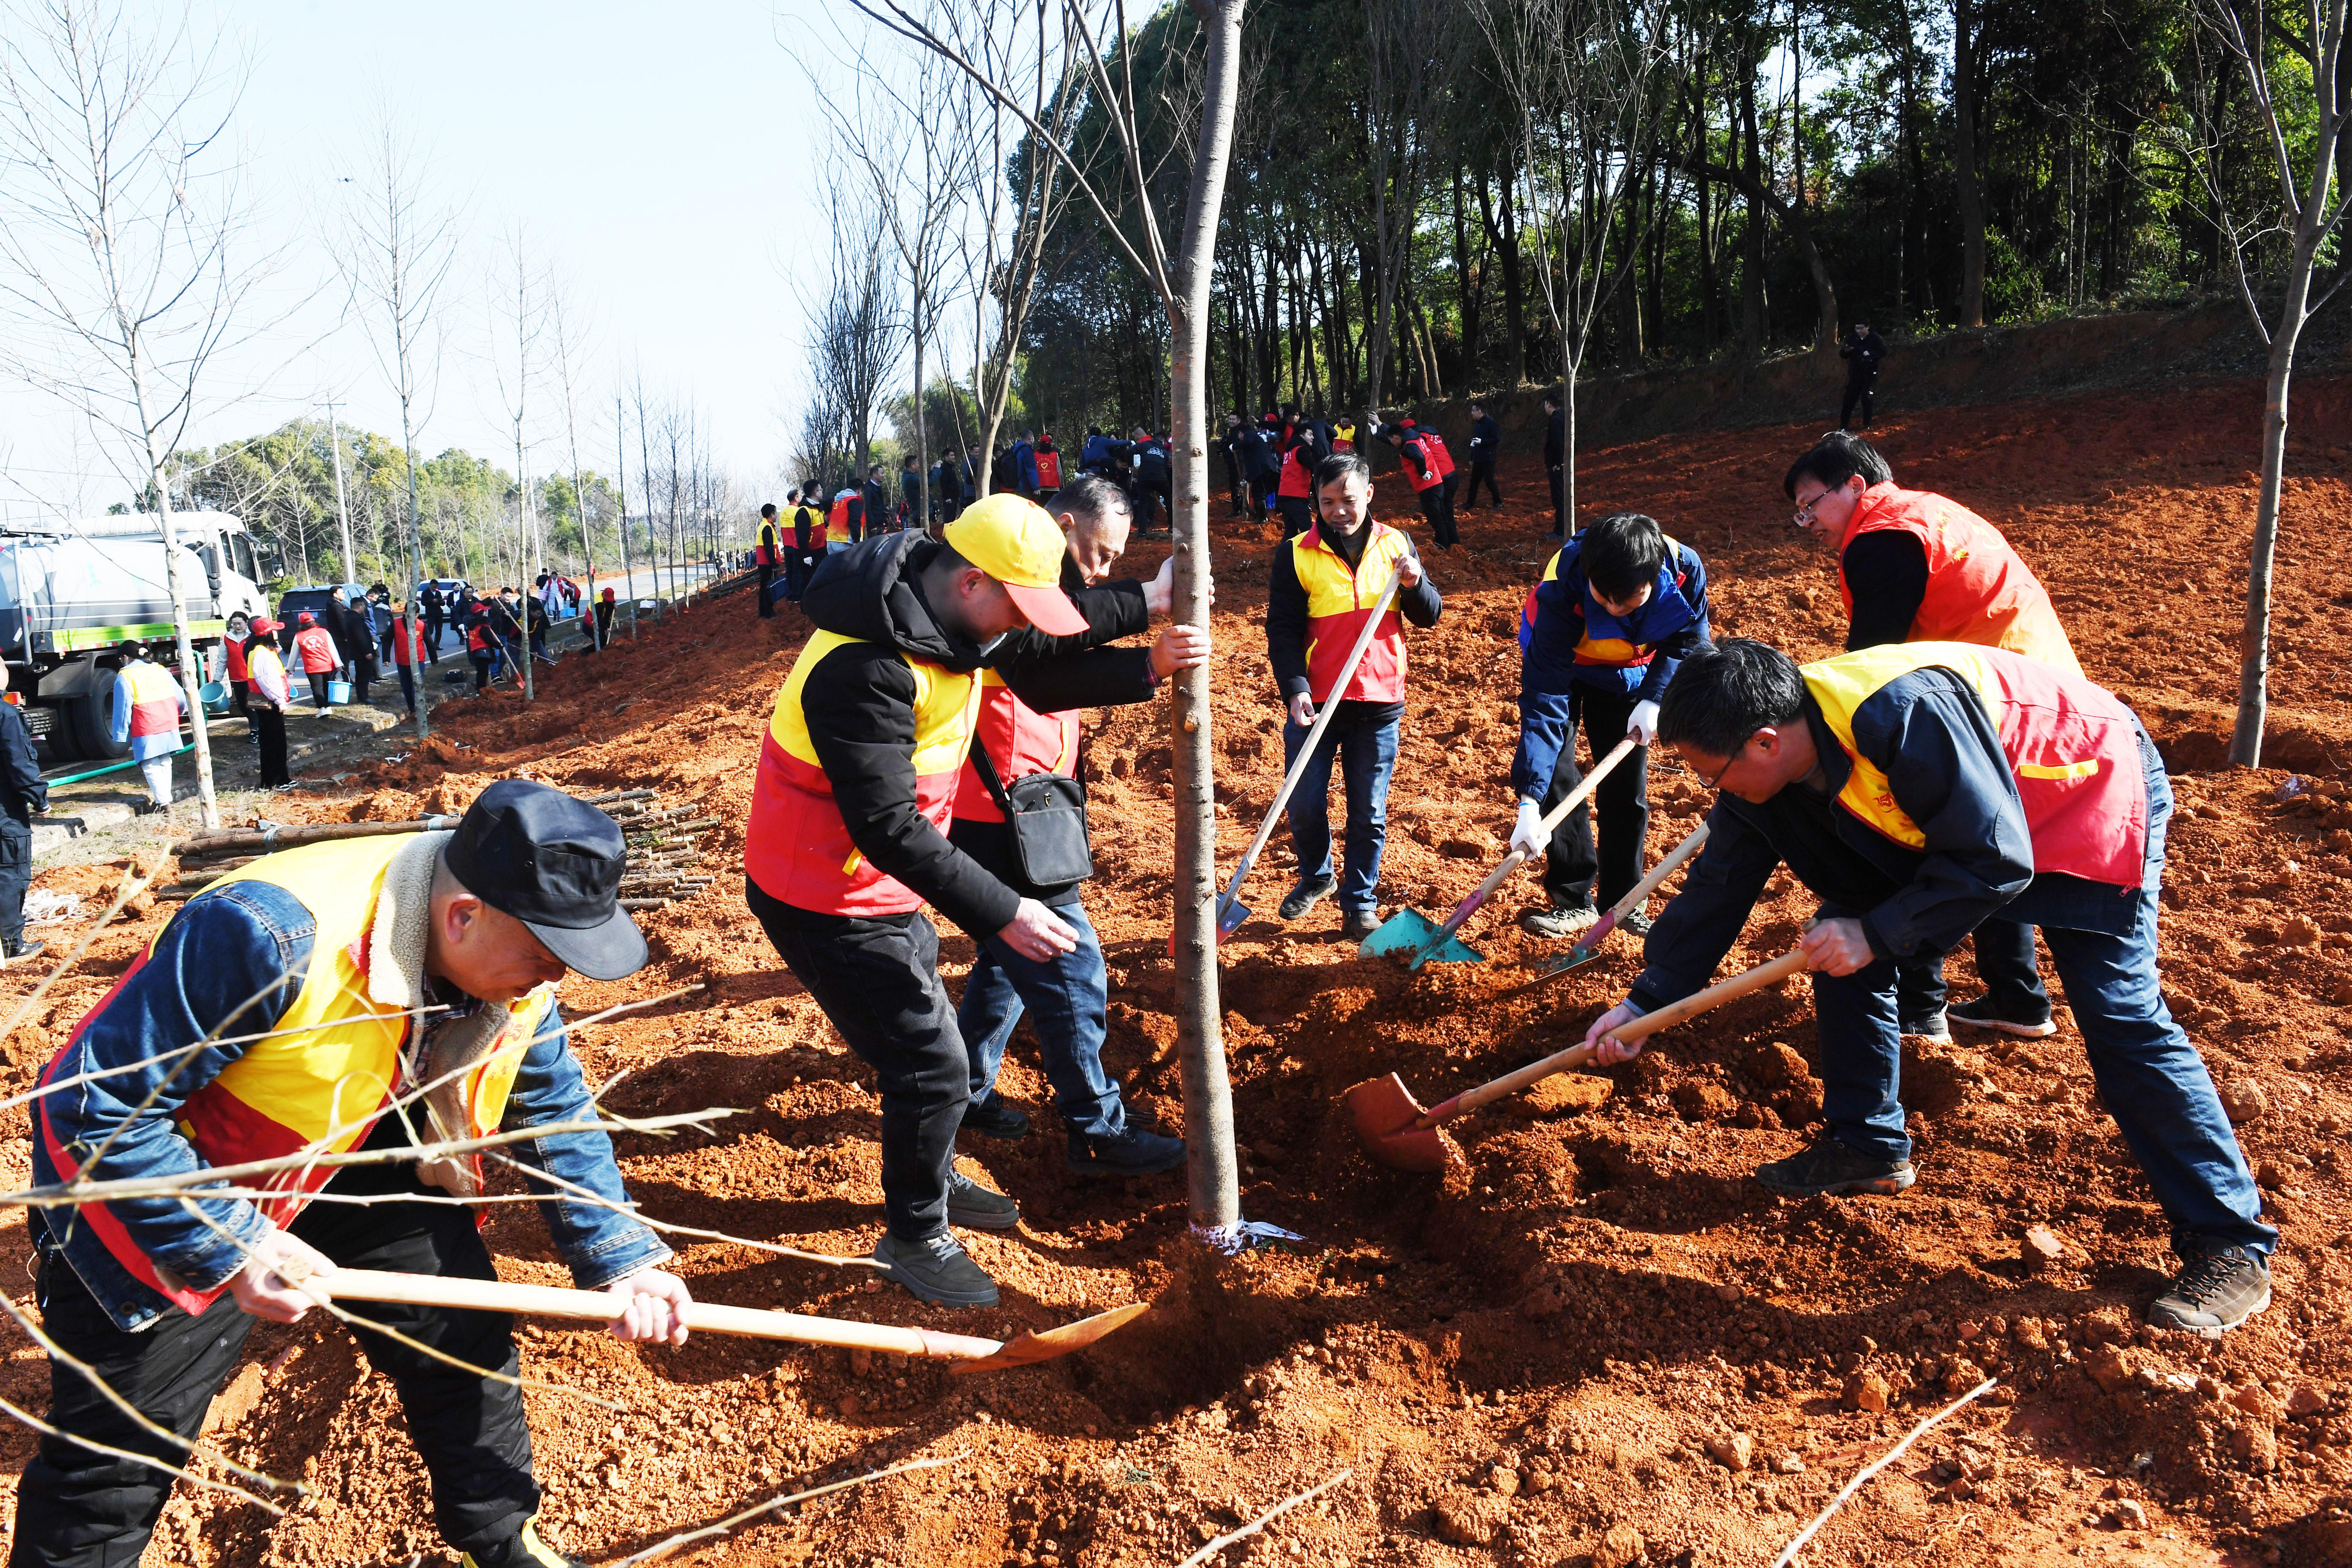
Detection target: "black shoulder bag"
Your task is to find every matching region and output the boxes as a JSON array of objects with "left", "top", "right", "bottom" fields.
[{"left": 968, "top": 741, "right": 1095, "bottom": 888}]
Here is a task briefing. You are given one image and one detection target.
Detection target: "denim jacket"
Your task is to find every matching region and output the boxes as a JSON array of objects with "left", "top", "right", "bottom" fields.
[{"left": 30, "top": 877, "right": 671, "bottom": 1332}]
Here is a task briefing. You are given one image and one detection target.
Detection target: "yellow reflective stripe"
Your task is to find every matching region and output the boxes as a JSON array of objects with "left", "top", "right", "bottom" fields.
[
  {"left": 1541, "top": 550, "right": 1563, "bottom": 585},
  {"left": 2019, "top": 759, "right": 2101, "bottom": 781},
  {"left": 1802, "top": 643, "right": 2006, "bottom": 849},
  {"left": 842, "top": 849, "right": 863, "bottom": 875},
  {"left": 769, "top": 627, "right": 978, "bottom": 778}
]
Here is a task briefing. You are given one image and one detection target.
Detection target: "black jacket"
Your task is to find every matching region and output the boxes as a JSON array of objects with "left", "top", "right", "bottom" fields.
[
  {"left": 1841, "top": 329, "right": 1887, "bottom": 383},
  {"left": 0, "top": 701, "right": 47, "bottom": 825},
  {"left": 1839, "top": 532, "right": 1930, "bottom": 651},
  {"left": 1235, "top": 427, "right": 1279, "bottom": 484},
  {"left": 788, "top": 532, "right": 1145, "bottom": 936},
  {"left": 863, "top": 479, "right": 890, "bottom": 532},
  {"left": 1544, "top": 408, "right": 1565, "bottom": 468},
  {"left": 1469, "top": 413, "right": 1502, "bottom": 462}
]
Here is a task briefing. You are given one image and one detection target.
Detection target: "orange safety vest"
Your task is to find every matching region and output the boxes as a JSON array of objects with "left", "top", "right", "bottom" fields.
[
  {"left": 117, "top": 660, "right": 181, "bottom": 738},
  {"left": 757, "top": 518, "right": 780, "bottom": 566},
  {"left": 953, "top": 671, "right": 1076, "bottom": 825},
  {"left": 34, "top": 835, "right": 550, "bottom": 1318},
  {"left": 1805, "top": 642, "right": 2146, "bottom": 887},
  {"left": 1285, "top": 521, "right": 1416, "bottom": 704},
  {"left": 1035, "top": 448, "right": 1062, "bottom": 489},
  {"left": 828, "top": 490, "right": 858, "bottom": 541},
  {"left": 745, "top": 629, "right": 983, "bottom": 915},
  {"left": 1838, "top": 483, "right": 2080, "bottom": 677}
]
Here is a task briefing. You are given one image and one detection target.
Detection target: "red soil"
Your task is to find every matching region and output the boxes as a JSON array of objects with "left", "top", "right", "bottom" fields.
[{"left": 4, "top": 378, "right": 2351, "bottom": 1568}]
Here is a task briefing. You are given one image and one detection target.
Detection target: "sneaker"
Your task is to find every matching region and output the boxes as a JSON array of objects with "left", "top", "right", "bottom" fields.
[
  {"left": 945, "top": 1169, "right": 1021, "bottom": 1231},
  {"left": 5, "top": 941, "right": 45, "bottom": 962},
  {"left": 2148, "top": 1246, "right": 2271, "bottom": 1337},
  {"left": 460, "top": 1515, "right": 585, "bottom": 1568},
  {"left": 1340, "top": 907, "right": 1383, "bottom": 943},
  {"left": 960, "top": 1092, "right": 1030, "bottom": 1140},
  {"left": 1278, "top": 873, "right": 1337, "bottom": 921},
  {"left": 1754, "top": 1133, "right": 1916, "bottom": 1197},
  {"left": 1619, "top": 909, "right": 1654, "bottom": 939},
  {"left": 872, "top": 1229, "right": 1001, "bottom": 1308},
  {"left": 1950, "top": 993, "right": 2058, "bottom": 1038},
  {"left": 1068, "top": 1124, "right": 1186, "bottom": 1178},
  {"left": 1519, "top": 901, "right": 1599, "bottom": 940},
  {"left": 1901, "top": 1008, "right": 1953, "bottom": 1044}
]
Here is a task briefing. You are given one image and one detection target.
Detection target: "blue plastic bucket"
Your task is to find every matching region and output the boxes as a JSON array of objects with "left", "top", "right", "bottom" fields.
[
  {"left": 326, "top": 679, "right": 353, "bottom": 705},
  {"left": 199, "top": 680, "right": 231, "bottom": 715}
]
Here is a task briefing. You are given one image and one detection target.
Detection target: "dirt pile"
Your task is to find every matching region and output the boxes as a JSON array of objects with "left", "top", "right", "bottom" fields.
[{"left": 2, "top": 379, "right": 2350, "bottom": 1567}]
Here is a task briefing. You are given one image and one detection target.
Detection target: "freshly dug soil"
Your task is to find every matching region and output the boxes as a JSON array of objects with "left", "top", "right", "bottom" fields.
[{"left": 3, "top": 379, "right": 2350, "bottom": 1568}]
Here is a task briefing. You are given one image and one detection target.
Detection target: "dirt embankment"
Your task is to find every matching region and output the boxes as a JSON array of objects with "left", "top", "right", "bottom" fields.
[{"left": 1, "top": 378, "right": 2349, "bottom": 1568}]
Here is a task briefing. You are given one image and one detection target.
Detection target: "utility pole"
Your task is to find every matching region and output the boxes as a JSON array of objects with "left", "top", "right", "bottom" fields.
[
  {"left": 329, "top": 402, "right": 355, "bottom": 584},
  {"left": 617, "top": 392, "right": 637, "bottom": 641}
]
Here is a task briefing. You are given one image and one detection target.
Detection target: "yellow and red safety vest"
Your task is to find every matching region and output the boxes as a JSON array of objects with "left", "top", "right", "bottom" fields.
[
  {"left": 745, "top": 630, "right": 983, "bottom": 914},
  {"left": 1838, "top": 483, "right": 2080, "bottom": 677},
  {"left": 118, "top": 660, "right": 181, "bottom": 739},
  {"left": 1284, "top": 521, "right": 1416, "bottom": 704},
  {"left": 954, "top": 671, "right": 1075, "bottom": 825}
]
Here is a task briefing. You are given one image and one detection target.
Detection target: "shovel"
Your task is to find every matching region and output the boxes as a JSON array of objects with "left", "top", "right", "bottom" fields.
[
  {"left": 1345, "top": 946, "right": 1810, "bottom": 1171},
  {"left": 1521, "top": 819, "right": 1713, "bottom": 985},
  {"left": 287, "top": 1266, "right": 1146, "bottom": 1375},
  {"left": 1205, "top": 564, "right": 1404, "bottom": 944},
  {"left": 1358, "top": 736, "right": 1638, "bottom": 968}
]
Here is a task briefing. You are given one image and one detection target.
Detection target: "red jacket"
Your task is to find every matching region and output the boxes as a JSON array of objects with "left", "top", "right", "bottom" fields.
[
  {"left": 389, "top": 615, "right": 426, "bottom": 666},
  {"left": 292, "top": 625, "right": 339, "bottom": 674}
]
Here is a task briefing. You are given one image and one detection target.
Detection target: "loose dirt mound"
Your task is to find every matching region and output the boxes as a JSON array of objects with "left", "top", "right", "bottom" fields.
[{"left": 3, "top": 381, "right": 2350, "bottom": 1567}]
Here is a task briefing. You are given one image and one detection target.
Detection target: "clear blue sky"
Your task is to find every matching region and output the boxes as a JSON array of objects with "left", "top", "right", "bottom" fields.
[{"left": 1, "top": 0, "right": 853, "bottom": 520}]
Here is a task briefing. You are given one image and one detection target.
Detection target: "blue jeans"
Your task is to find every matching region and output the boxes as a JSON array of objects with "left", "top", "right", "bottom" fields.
[
  {"left": 1814, "top": 730, "right": 2273, "bottom": 1259},
  {"left": 1282, "top": 702, "right": 1399, "bottom": 915},
  {"left": 957, "top": 902, "right": 1123, "bottom": 1138}
]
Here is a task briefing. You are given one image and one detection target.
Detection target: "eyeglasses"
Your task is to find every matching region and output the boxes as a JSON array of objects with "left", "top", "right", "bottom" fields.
[
  {"left": 1658, "top": 742, "right": 1748, "bottom": 791},
  {"left": 1791, "top": 491, "right": 1831, "bottom": 526}
]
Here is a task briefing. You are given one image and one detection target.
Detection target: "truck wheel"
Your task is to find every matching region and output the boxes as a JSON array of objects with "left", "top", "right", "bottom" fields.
[
  {"left": 69, "top": 693, "right": 129, "bottom": 764},
  {"left": 37, "top": 705, "right": 82, "bottom": 764}
]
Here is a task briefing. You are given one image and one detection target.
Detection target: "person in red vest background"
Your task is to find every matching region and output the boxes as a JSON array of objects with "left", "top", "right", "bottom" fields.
[
  {"left": 755, "top": 502, "right": 781, "bottom": 619},
  {"left": 387, "top": 597, "right": 426, "bottom": 717},
  {"left": 1265, "top": 452, "right": 1446, "bottom": 940},
  {"left": 1380, "top": 422, "right": 1458, "bottom": 550},
  {"left": 1034, "top": 433, "right": 1063, "bottom": 508},
  {"left": 290, "top": 611, "right": 341, "bottom": 711},
  {"left": 1584, "top": 639, "right": 2274, "bottom": 1336},
  {"left": 1786, "top": 430, "right": 2080, "bottom": 1043}
]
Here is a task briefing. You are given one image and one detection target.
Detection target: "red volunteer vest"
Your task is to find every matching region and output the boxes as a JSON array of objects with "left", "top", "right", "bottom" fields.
[
  {"left": 1420, "top": 430, "right": 1455, "bottom": 477},
  {"left": 1838, "top": 483, "right": 2080, "bottom": 678},
  {"left": 1036, "top": 449, "right": 1062, "bottom": 489},
  {"left": 1286, "top": 522, "right": 1415, "bottom": 704},
  {"left": 1400, "top": 437, "right": 1443, "bottom": 493},
  {"left": 953, "top": 672, "right": 1076, "bottom": 825},
  {"left": 1277, "top": 444, "right": 1314, "bottom": 499}
]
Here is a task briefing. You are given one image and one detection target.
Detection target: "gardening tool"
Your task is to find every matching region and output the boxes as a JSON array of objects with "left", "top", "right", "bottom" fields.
[
  {"left": 1357, "top": 736, "right": 1638, "bottom": 968},
  {"left": 1345, "top": 945, "right": 1810, "bottom": 1171},
  {"left": 1205, "top": 563, "right": 1404, "bottom": 944},
  {"left": 287, "top": 1266, "right": 1147, "bottom": 1374},
  {"left": 1525, "top": 820, "right": 1713, "bottom": 983}
]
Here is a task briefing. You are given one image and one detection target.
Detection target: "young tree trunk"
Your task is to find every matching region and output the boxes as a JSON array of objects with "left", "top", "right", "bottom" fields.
[
  {"left": 129, "top": 368, "right": 219, "bottom": 831},
  {"left": 2230, "top": 264, "right": 2318, "bottom": 766},
  {"left": 1167, "top": 0, "right": 1248, "bottom": 1236},
  {"left": 1954, "top": 0, "right": 1987, "bottom": 327}
]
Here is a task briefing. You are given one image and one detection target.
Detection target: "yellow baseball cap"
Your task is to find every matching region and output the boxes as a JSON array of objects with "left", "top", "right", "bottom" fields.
[{"left": 944, "top": 494, "right": 1087, "bottom": 636}]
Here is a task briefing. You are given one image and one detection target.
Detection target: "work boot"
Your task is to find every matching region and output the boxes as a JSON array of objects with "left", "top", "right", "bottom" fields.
[
  {"left": 1754, "top": 1133, "right": 1916, "bottom": 1197},
  {"left": 460, "top": 1515, "right": 585, "bottom": 1568},
  {"left": 2148, "top": 1246, "right": 2272, "bottom": 1337},
  {"left": 5, "top": 941, "right": 44, "bottom": 962},
  {"left": 873, "top": 1229, "right": 1001, "bottom": 1308},
  {"left": 1278, "top": 873, "right": 1337, "bottom": 921},
  {"left": 1900, "top": 1008, "right": 1952, "bottom": 1045},
  {"left": 1068, "top": 1124, "right": 1186, "bottom": 1178},
  {"left": 945, "top": 1169, "right": 1021, "bottom": 1231},
  {"left": 1619, "top": 910, "right": 1654, "bottom": 939},
  {"left": 960, "top": 1091, "right": 1031, "bottom": 1140},
  {"left": 1950, "top": 993, "right": 2058, "bottom": 1038},
  {"left": 1519, "top": 901, "right": 1598, "bottom": 940}
]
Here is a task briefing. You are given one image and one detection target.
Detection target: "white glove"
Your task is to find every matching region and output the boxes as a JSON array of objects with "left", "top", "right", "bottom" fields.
[
  {"left": 1626, "top": 700, "right": 1661, "bottom": 747},
  {"left": 1509, "top": 798, "right": 1546, "bottom": 859}
]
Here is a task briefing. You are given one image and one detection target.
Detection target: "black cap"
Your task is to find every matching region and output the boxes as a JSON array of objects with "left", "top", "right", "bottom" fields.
[{"left": 444, "top": 779, "right": 648, "bottom": 981}]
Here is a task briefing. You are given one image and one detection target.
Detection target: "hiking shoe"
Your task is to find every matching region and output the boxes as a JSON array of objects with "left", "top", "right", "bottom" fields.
[
  {"left": 1340, "top": 907, "right": 1383, "bottom": 943},
  {"left": 1278, "top": 873, "right": 1337, "bottom": 921},
  {"left": 1520, "top": 901, "right": 1599, "bottom": 940},
  {"left": 873, "top": 1229, "right": 1000, "bottom": 1308},
  {"left": 5, "top": 941, "right": 44, "bottom": 962},
  {"left": 945, "top": 1169, "right": 1021, "bottom": 1231},
  {"left": 2148, "top": 1246, "right": 2271, "bottom": 1337},
  {"left": 1619, "top": 910, "right": 1654, "bottom": 939},
  {"left": 1950, "top": 993, "right": 2058, "bottom": 1038},
  {"left": 1901, "top": 1008, "right": 1952, "bottom": 1045},
  {"left": 1755, "top": 1133, "right": 1916, "bottom": 1197},
  {"left": 460, "top": 1515, "right": 585, "bottom": 1568},
  {"left": 960, "top": 1092, "right": 1031, "bottom": 1140},
  {"left": 1069, "top": 1124, "right": 1187, "bottom": 1178}
]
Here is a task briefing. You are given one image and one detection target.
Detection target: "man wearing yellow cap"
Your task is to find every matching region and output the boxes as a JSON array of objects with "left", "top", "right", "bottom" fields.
[{"left": 743, "top": 494, "right": 1209, "bottom": 1307}]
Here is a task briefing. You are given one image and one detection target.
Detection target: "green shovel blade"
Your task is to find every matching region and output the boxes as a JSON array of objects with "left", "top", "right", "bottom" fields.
[{"left": 1358, "top": 907, "right": 1485, "bottom": 967}]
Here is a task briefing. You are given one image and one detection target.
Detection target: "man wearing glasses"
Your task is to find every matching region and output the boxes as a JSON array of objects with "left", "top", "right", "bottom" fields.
[
  {"left": 1580, "top": 639, "right": 2273, "bottom": 1336},
  {"left": 1785, "top": 431, "right": 2076, "bottom": 1045}
]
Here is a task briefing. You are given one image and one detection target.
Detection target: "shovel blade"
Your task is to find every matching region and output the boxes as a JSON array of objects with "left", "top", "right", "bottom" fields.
[
  {"left": 950, "top": 1300, "right": 1150, "bottom": 1375},
  {"left": 1342, "top": 1073, "right": 1457, "bottom": 1173},
  {"left": 1216, "top": 898, "right": 1250, "bottom": 938},
  {"left": 1356, "top": 907, "right": 1483, "bottom": 967}
]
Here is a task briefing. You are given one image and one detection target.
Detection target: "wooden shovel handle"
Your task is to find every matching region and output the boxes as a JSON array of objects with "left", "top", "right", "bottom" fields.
[
  {"left": 305, "top": 1268, "right": 1006, "bottom": 1361},
  {"left": 1416, "top": 737, "right": 1641, "bottom": 956}
]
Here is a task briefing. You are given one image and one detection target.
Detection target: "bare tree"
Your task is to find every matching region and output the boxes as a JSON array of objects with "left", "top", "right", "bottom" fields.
[
  {"left": 0, "top": 0, "right": 295, "bottom": 830},
  {"left": 852, "top": 0, "right": 1251, "bottom": 1239},
  {"left": 1361, "top": 0, "right": 1459, "bottom": 420},
  {"left": 548, "top": 271, "right": 602, "bottom": 601},
  {"left": 806, "top": 184, "right": 903, "bottom": 498},
  {"left": 488, "top": 226, "right": 544, "bottom": 701},
  {"left": 2175, "top": 0, "right": 2349, "bottom": 765},
  {"left": 332, "top": 103, "right": 458, "bottom": 742}
]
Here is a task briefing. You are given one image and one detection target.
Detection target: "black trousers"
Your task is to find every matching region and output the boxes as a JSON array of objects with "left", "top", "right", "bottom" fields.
[
  {"left": 0, "top": 817, "right": 29, "bottom": 951},
  {"left": 351, "top": 655, "right": 373, "bottom": 707},
  {"left": 1467, "top": 459, "right": 1502, "bottom": 507},
  {"left": 757, "top": 562, "right": 776, "bottom": 617},
  {"left": 306, "top": 672, "right": 332, "bottom": 709},
  {"left": 424, "top": 615, "right": 444, "bottom": 660},
  {"left": 255, "top": 705, "right": 288, "bottom": 787},
  {"left": 1417, "top": 485, "right": 1459, "bottom": 550},
  {"left": 747, "top": 879, "right": 967, "bottom": 1242},
  {"left": 471, "top": 651, "right": 494, "bottom": 691},
  {"left": 1547, "top": 464, "right": 1566, "bottom": 536},
  {"left": 11, "top": 1195, "right": 537, "bottom": 1567},
  {"left": 395, "top": 661, "right": 416, "bottom": 714},
  {"left": 1538, "top": 684, "right": 1649, "bottom": 912},
  {"left": 1277, "top": 497, "right": 1312, "bottom": 538},
  {"left": 1896, "top": 918, "right": 2052, "bottom": 1029},
  {"left": 1841, "top": 375, "right": 1877, "bottom": 430}
]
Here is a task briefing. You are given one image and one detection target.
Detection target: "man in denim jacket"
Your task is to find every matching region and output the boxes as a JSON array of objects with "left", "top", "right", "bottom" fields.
[{"left": 16, "top": 781, "right": 686, "bottom": 1568}]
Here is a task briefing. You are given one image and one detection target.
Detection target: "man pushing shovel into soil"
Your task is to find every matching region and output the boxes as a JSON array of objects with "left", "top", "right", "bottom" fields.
[{"left": 1581, "top": 640, "right": 2274, "bottom": 1336}]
